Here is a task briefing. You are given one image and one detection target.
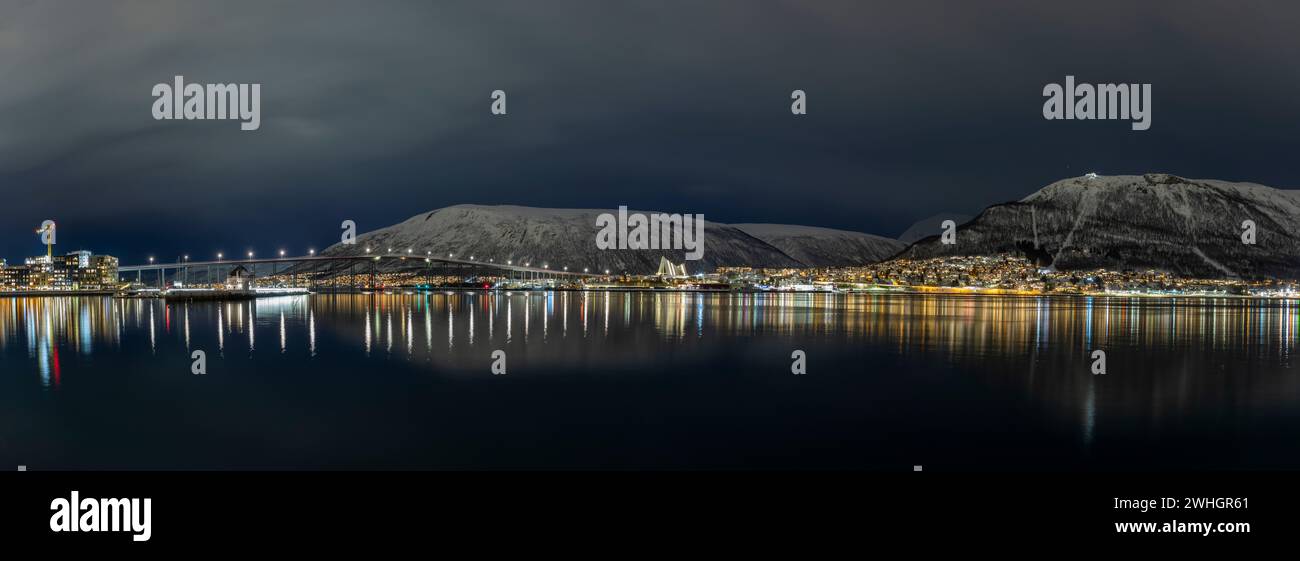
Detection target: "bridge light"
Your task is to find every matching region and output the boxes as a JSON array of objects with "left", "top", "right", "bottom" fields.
[
  {"left": 564, "top": 266, "right": 568, "bottom": 271},
  {"left": 543, "top": 264, "right": 548, "bottom": 269},
  {"left": 309, "top": 249, "right": 315, "bottom": 256},
  {"left": 217, "top": 253, "right": 223, "bottom": 260},
  {"left": 448, "top": 253, "right": 454, "bottom": 258},
  {"left": 605, "top": 269, "right": 610, "bottom": 275},
  {"left": 183, "top": 255, "right": 189, "bottom": 261},
  {"left": 407, "top": 248, "right": 412, "bottom": 254},
  {"left": 507, "top": 260, "right": 512, "bottom": 265},
  {"left": 279, "top": 250, "right": 286, "bottom": 257},
  {"left": 365, "top": 247, "right": 371, "bottom": 253},
  {"left": 584, "top": 268, "right": 588, "bottom": 273},
  {"left": 248, "top": 251, "right": 254, "bottom": 258},
  {"left": 148, "top": 257, "right": 154, "bottom": 263}
]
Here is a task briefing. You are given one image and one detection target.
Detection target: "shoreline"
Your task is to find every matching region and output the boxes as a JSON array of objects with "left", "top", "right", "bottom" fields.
[{"left": 2, "top": 287, "right": 1291, "bottom": 300}]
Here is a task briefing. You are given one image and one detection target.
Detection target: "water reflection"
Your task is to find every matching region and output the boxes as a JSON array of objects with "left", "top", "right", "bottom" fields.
[
  {"left": 3, "top": 292, "right": 1300, "bottom": 365},
  {"left": 3, "top": 292, "right": 1300, "bottom": 468}
]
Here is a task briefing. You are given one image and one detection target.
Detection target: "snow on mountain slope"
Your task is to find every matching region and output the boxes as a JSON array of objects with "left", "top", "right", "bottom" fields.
[
  {"left": 897, "top": 174, "right": 1300, "bottom": 279},
  {"left": 315, "top": 205, "right": 788, "bottom": 274},
  {"left": 311, "top": 205, "right": 903, "bottom": 274},
  {"left": 731, "top": 223, "right": 904, "bottom": 266}
]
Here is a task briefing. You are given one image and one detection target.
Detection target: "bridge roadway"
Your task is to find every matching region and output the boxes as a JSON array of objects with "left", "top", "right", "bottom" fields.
[{"left": 117, "top": 253, "right": 601, "bottom": 281}]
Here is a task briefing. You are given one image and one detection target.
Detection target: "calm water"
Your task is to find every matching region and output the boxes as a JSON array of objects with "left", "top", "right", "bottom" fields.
[{"left": 2, "top": 292, "right": 1299, "bottom": 470}]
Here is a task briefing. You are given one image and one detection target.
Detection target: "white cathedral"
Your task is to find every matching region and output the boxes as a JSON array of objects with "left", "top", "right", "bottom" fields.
[{"left": 656, "top": 256, "right": 688, "bottom": 278}]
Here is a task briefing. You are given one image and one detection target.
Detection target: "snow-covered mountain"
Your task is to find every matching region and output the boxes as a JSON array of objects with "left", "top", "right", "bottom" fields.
[
  {"left": 897, "top": 174, "right": 1300, "bottom": 279},
  {"left": 732, "top": 223, "right": 904, "bottom": 266},
  {"left": 312, "top": 205, "right": 899, "bottom": 274}
]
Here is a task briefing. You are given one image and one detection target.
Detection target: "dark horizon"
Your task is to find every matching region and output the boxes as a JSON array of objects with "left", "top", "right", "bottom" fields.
[{"left": 6, "top": 1, "right": 1300, "bottom": 264}]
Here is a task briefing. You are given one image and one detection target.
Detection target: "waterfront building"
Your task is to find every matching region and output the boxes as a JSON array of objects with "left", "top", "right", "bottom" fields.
[
  {"left": 2, "top": 251, "right": 119, "bottom": 291},
  {"left": 0, "top": 265, "right": 31, "bottom": 290}
]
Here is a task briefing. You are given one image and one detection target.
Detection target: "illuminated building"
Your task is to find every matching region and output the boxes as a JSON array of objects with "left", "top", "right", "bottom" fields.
[
  {"left": 2, "top": 251, "right": 119, "bottom": 291},
  {"left": 0, "top": 264, "right": 31, "bottom": 290}
]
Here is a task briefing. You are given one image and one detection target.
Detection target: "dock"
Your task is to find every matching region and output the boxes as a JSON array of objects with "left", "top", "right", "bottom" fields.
[{"left": 161, "top": 287, "right": 311, "bottom": 301}]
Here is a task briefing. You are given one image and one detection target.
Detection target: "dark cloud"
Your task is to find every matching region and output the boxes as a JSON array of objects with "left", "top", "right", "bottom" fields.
[{"left": 3, "top": 0, "right": 1300, "bottom": 264}]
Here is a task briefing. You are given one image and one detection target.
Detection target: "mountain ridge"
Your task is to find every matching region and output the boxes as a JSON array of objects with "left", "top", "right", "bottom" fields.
[
  {"left": 896, "top": 174, "right": 1300, "bottom": 279},
  {"left": 316, "top": 204, "right": 900, "bottom": 273}
]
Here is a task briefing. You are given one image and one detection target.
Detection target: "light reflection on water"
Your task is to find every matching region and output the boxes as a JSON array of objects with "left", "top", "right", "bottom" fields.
[{"left": 2, "top": 292, "right": 1299, "bottom": 469}]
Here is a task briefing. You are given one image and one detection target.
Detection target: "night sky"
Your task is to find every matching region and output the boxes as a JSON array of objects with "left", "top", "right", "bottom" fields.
[{"left": 3, "top": 0, "right": 1300, "bottom": 265}]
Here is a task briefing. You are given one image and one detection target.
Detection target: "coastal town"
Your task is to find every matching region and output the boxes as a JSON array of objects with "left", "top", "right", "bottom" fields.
[{"left": 2, "top": 246, "right": 1297, "bottom": 299}]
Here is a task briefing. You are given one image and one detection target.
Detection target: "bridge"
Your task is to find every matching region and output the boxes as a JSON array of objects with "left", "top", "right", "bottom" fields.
[{"left": 117, "top": 253, "right": 604, "bottom": 288}]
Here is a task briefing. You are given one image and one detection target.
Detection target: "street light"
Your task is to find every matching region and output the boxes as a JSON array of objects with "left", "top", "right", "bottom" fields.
[
  {"left": 148, "top": 257, "right": 154, "bottom": 264},
  {"left": 309, "top": 249, "right": 315, "bottom": 256},
  {"left": 279, "top": 250, "right": 286, "bottom": 257},
  {"left": 248, "top": 251, "right": 254, "bottom": 258},
  {"left": 217, "top": 252, "right": 223, "bottom": 260}
]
